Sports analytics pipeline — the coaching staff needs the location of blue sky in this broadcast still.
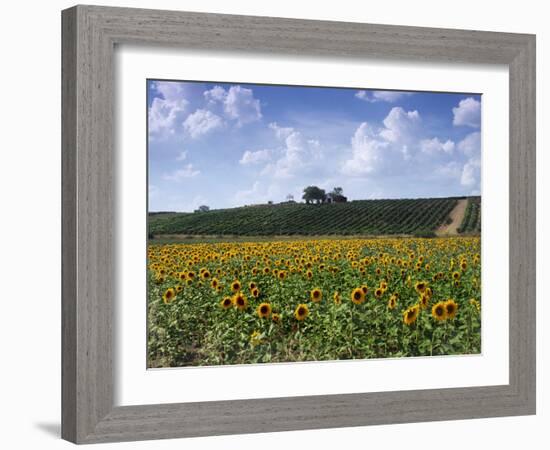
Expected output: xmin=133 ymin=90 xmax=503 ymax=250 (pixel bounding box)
xmin=148 ymin=80 xmax=481 ymax=212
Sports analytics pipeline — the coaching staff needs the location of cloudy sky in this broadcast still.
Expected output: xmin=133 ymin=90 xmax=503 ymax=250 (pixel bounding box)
xmin=148 ymin=79 xmax=481 ymax=212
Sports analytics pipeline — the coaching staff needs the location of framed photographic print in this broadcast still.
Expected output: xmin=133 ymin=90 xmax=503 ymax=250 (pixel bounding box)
xmin=62 ymin=5 xmax=536 ymax=444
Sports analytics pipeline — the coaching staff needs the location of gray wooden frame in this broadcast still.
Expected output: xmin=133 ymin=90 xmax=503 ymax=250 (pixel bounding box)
xmin=61 ymin=4 xmax=536 ymax=444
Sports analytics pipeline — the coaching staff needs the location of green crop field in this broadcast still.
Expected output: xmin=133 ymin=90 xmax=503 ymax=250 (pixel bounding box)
xmin=458 ymin=197 xmax=482 ymax=234
xmin=148 ymin=196 xmax=481 ymax=237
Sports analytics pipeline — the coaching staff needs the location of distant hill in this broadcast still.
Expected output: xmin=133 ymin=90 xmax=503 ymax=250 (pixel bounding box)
xmin=457 ymin=196 xmax=482 ymax=234
xmin=148 ymin=196 xmax=481 ymax=237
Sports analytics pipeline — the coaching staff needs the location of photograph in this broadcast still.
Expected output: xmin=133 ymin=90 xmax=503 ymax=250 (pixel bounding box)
xmin=146 ymin=79 xmax=482 ymax=368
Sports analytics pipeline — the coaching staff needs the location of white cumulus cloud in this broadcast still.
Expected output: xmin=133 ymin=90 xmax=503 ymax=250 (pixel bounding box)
xmin=148 ymin=82 xmax=189 ymax=138
xmin=162 ymin=163 xmax=200 ymax=181
xmin=355 ymin=90 xmax=414 ymax=103
xmin=224 ymin=86 xmax=262 ymax=125
xmin=268 ymin=122 xmax=294 ymax=140
xmin=457 ymin=131 xmax=481 ymax=190
xmin=204 ymin=85 xmax=227 ymax=104
xmin=453 ymin=97 xmax=481 ymax=128
xmin=261 ymin=124 xmax=324 ymax=179
xmin=420 ymin=137 xmax=455 ymax=155
xmin=457 ymin=131 xmax=481 ymax=157
xmin=203 ymin=85 xmax=262 ymax=126
xmin=183 ymin=109 xmax=224 ymax=138
xmin=341 ymin=107 xmax=426 ymax=176
xmin=239 ymin=149 xmax=271 ymax=165
xmin=175 ymin=150 xmax=187 ymax=161
xmin=379 ymin=107 xmax=421 ymax=143
xmin=341 ymin=122 xmax=389 ymax=176
xmin=460 ymin=158 xmax=481 ymax=187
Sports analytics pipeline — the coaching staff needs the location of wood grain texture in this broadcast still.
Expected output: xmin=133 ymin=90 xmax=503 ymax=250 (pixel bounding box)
xmin=61 ymin=5 xmax=536 ymax=444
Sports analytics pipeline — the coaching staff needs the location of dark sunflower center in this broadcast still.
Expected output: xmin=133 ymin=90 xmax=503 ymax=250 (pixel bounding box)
xmin=407 ymin=310 xmax=415 ymax=319
xmin=260 ymin=306 xmax=268 ymax=314
xmin=436 ymin=306 xmax=444 ymax=316
xmin=354 ymin=292 xmax=361 ymax=300
xmin=298 ymin=307 xmax=306 ymax=315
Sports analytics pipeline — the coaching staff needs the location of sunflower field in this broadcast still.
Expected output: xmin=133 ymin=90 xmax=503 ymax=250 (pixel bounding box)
xmin=147 ymin=237 xmax=481 ymax=367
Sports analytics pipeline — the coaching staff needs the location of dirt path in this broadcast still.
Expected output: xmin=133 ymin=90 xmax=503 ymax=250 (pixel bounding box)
xmin=436 ymin=199 xmax=468 ymax=236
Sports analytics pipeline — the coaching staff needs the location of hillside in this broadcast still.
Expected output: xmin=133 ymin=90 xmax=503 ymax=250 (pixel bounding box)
xmin=458 ymin=196 xmax=482 ymax=234
xmin=149 ymin=196 xmax=481 ymax=237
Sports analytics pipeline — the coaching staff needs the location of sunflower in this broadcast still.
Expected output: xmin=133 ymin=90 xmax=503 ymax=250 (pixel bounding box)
xmin=251 ymin=287 xmax=260 ymax=298
xmin=233 ymin=292 xmax=248 ymax=311
xmin=403 ymin=304 xmax=420 ymax=325
xmin=187 ymin=271 xmax=196 ymax=280
xmin=452 ymin=271 xmax=461 ymax=280
xmin=200 ymin=269 xmax=211 ymax=280
xmin=419 ymin=294 xmax=430 ymax=309
xmin=374 ymin=287 xmax=384 ymax=299
xmin=306 ymin=270 xmax=313 ymax=279
xmin=272 ymin=312 xmax=281 ymax=323
xmin=294 ymin=303 xmax=309 ymax=321
xmin=252 ymin=301 xmax=270 ymax=319
xmin=250 ymin=330 xmax=263 ymax=346
xmin=431 ymin=301 xmax=447 ymax=321
xmin=469 ymin=298 xmax=481 ymax=313
xmin=460 ymin=260 xmax=467 ymax=271
xmin=231 ymin=280 xmax=242 ymax=292
xmin=263 ymin=267 xmax=271 ymax=275
xmin=351 ymin=287 xmax=366 ymax=305
xmin=185 ymin=278 xmax=193 ymax=286
xmin=162 ymin=288 xmax=176 ymax=304
xmin=414 ymin=281 xmax=427 ymax=294
xmin=388 ymin=295 xmax=397 ymax=310
xmin=361 ymin=285 xmax=369 ymax=295
xmin=333 ymin=291 xmax=342 ymax=305
xmin=210 ymin=278 xmax=219 ymax=289
xmin=175 ymin=285 xmax=183 ymax=293
xmin=248 ymin=281 xmax=257 ymax=291
xmin=220 ymin=296 xmax=233 ymax=309
xmin=310 ymin=288 xmax=322 ymax=303
xmin=444 ymin=299 xmax=458 ymax=319
xmin=278 ymin=270 xmax=287 ymax=280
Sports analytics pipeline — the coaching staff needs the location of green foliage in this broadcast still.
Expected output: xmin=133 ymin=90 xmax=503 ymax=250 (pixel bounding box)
xmin=412 ymin=229 xmax=437 ymax=238
xmin=148 ymin=197 xmax=471 ymax=237
xmin=302 ymin=185 xmax=326 ymax=204
xmin=458 ymin=196 xmax=481 ymax=234
xmin=147 ymin=237 xmax=481 ymax=367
